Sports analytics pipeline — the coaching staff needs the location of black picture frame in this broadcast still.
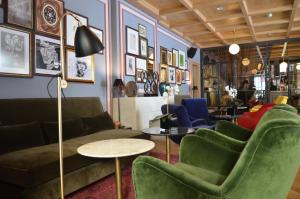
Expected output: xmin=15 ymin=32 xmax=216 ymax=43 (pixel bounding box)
xmin=126 ymin=26 xmax=139 ymax=56
xmin=139 ymin=37 xmax=148 ymax=58
xmin=148 ymin=46 xmax=154 ymax=60
xmin=89 ymin=25 xmax=104 ymax=55
xmin=125 ymin=53 xmax=136 ymax=76
xmin=160 ymin=46 xmax=168 ymax=65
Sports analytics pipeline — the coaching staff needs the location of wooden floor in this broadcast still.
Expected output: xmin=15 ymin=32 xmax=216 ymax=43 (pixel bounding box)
xmin=150 ymin=137 xmax=300 ymax=199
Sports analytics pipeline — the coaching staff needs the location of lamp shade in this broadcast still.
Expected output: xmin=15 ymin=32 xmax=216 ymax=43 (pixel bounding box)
xmin=113 ymin=79 xmax=125 ymax=88
xmin=280 ymin=61 xmax=287 ymax=73
xmin=229 ymin=43 xmax=240 ymax=55
xmin=74 ymin=26 xmax=104 ymax=57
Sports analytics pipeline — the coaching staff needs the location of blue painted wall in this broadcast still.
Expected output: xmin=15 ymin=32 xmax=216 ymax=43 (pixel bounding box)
xmin=0 ymin=0 xmax=108 ymax=110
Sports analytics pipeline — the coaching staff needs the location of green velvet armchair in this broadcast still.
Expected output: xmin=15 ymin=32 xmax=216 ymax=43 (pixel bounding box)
xmin=133 ymin=108 xmax=300 ymax=199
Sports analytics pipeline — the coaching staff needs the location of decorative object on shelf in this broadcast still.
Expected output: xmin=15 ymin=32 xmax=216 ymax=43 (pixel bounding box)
xmin=126 ymin=26 xmax=139 ymax=55
xmin=242 ymin=57 xmax=250 ymax=66
xmin=125 ymin=81 xmax=138 ymax=97
xmin=192 ymin=85 xmax=198 ymax=98
xmin=142 ymin=71 xmax=159 ymax=96
xmin=125 ymin=54 xmax=136 ymax=76
xmin=147 ymin=59 xmax=154 ymax=72
xmin=138 ymin=24 xmax=147 ymax=38
xmin=185 ymin=70 xmax=190 ymax=81
xmin=56 ymin=11 xmax=104 ymax=199
xmin=113 ymin=79 xmax=125 ymax=123
xmin=160 ymin=46 xmax=168 ymax=65
xmin=160 ymin=65 xmax=168 ymax=83
xmin=35 ymin=35 xmax=61 ymax=75
xmin=136 ymin=57 xmax=147 ymax=71
xmin=167 ymin=50 xmax=172 ymax=65
xmin=159 ymin=82 xmax=169 ymax=96
xmin=136 ymin=69 xmax=146 ymax=83
xmin=0 ymin=26 xmax=31 ymax=77
xmin=168 ymin=67 xmax=176 ymax=84
xmin=229 ymin=29 xmax=240 ymax=55
xmin=172 ymin=48 xmax=179 ymax=67
xmin=89 ymin=26 xmax=104 ymax=54
xmin=139 ymin=37 xmax=148 ymax=58
xmin=65 ymin=48 xmax=94 ymax=83
xmin=6 ymin=0 xmax=33 ymax=29
xmin=148 ymin=46 xmax=154 ymax=60
xmin=181 ymin=70 xmax=186 ymax=84
xmin=65 ymin=10 xmax=88 ymax=47
xmin=176 ymin=69 xmax=182 ymax=85
xmin=179 ymin=50 xmax=185 ymax=69
xmin=36 ymin=0 xmax=64 ymax=37
xmin=280 ymin=60 xmax=288 ymax=73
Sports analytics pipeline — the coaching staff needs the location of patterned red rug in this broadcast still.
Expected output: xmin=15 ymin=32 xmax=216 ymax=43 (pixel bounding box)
xmin=67 ymin=152 xmax=179 ymax=199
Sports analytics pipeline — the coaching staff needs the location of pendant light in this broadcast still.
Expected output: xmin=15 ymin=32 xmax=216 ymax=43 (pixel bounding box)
xmin=229 ymin=28 xmax=240 ymax=55
xmin=280 ymin=60 xmax=288 ymax=73
xmin=296 ymin=63 xmax=300 ymax=70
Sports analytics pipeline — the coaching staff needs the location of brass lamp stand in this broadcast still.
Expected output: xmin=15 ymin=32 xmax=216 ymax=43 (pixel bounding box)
xmin=57 ymin=12 xmax=104 ymax=199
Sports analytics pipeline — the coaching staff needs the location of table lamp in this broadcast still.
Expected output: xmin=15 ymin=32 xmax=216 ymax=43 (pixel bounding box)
xmin=113 ymin=79 xmax=125 ymax=123
xmin=57 ymin=12 xmax=104 ymax=199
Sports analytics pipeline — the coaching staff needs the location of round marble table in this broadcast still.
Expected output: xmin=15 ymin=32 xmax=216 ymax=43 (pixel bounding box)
xmin=77 ymin=138 xmax=155 ymax=199
xmin=143 ymin=127 xmax=195 ymax=163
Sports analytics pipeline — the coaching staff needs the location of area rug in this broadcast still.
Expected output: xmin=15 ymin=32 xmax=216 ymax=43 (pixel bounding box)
xmin=66 ymin=152 xmax=179 ymax=199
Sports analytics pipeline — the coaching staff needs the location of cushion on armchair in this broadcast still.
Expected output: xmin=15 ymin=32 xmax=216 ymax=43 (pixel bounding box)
xmin=0 ymin=121 xmax=45 ymax=155
xmin=81 ymin=112 xmax=115 ymax=134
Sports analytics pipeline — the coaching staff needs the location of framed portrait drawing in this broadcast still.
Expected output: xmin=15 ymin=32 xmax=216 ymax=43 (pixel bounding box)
xmin=6 ymin=0 xmax=33 ymax=29
xmin=140 ymin=37 xmax=148 ymax=58
xmin=181 ymin=70 xmax=186 ymax=84
xmin=179 ymin=50 xmax=185 ymax=69
xmin=168 ymin=67 xmax=176 ymax=84
xmin=147 ymin=59 xmax=154 ymax=71
xmin=172 ymin=48 xmax=179 ymax=68
xmin=126 ymin=26 xmax=139 ymax=55
xmin=160 ymin=46 xmax=168 ymax=65
xmin=65 ymin=10 xmax=88 ymax=47
xmin=148 ymin=46 xmax=154 ymax=60
xmin=90 ymin=26 xmax=104 ymax=54
xmin=185 ymin=70 xmax=190 ymax=81
xmin=0 ymin=26 xmax=31 ymax=77
xmin=125 ymin=54 xmax=136 ymax=76
xmin=136 ymin=69 xmax=146 ymax=83
xmin=160 ymin=65 xmax=168 ymax=83
xmin=138 ymin=24 xmax=147 ymax=38
xmin=65 ymin=48 xmax=94 ymax=83
xmin=176 ymin=69 xmax=182 ymax=85
xmin=136 ymin=57 xmax=147 ymax=71
xmin=167 ymin=50 xmax=172 ymax=66
xmin=36 ymin=0 xmax=64 ymax=37
xmin=35 ymin=35 xmax=60 ymax=75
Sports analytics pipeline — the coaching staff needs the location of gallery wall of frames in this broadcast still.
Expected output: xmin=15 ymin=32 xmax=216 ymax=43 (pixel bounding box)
xmin=0 ymin=0 xmax=108 ymax=109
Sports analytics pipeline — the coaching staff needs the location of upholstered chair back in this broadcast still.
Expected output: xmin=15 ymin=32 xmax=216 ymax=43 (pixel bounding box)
xmin=182 ymin=98 xmax=209 ymax=120
xmin=161 ymin=104 xmax=192 ymax=127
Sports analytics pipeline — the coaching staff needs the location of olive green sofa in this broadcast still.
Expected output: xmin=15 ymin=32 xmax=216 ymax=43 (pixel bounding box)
xmin=0 ymin=97 xmax=148 ymax=199
xmin=133 ymin=108 xmax=300 ymax=199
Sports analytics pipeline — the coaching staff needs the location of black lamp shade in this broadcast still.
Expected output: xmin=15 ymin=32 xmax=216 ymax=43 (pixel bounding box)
xmin=74 ymin=26 xmax=104 ymax=57
xmin=113 ymin=79 xmax=125 ymax=88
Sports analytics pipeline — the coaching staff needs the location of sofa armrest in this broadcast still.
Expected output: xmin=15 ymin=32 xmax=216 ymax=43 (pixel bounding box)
xmin=133 ymin=156 xmax=221 ymax=199
xmin=191 ymin=118 xmax=207 ymax=126
xmin=180 ymin=135 xmax=240 ymax=175
xmin=215 ymin=120 xmax=252 ymax=141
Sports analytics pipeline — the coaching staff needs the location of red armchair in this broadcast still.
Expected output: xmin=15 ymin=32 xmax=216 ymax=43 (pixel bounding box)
xmin=237 ymin=103 xmax=274 ymax=131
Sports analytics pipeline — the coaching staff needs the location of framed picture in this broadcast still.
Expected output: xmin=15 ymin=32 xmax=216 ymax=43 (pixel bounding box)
xmin=89 ymin=26 xmax=104 ymax=54
xmin=160 ymin=46 xmax=168 ymax=65
xmin=65 ymin=48 xmax=94 ymax=83
xmin=167 ymin=50 xmax=172 ymax=66
xmin=148 ymin=46 xmax=154 ymax=60
xmin=136 ymin=69 xmax=146 ymax=83
xmin=147 ymin=59 xmax=154 ymax=71
xmin=168 ymin=67 xmax=176 ymax=84
xmin=176 ymin=69 xmax=182 ymax=85
xmin=65 ymin=10 xmax=88 ymax=47
xmin=185 ymin=70 xmax=190 ymax=81
xmin=126 ymin=26 xmax=139 ymax=55
xmin=6 ymin=0 xmax=33 ymax=29
xmin=179 ymin=50 xmax=185 ymax=69
xmin=138 ymin=24 xmax=147 ymax=38
xmin=181 ymin=70 xmax=186 ymax=84
xmin=36 ymin=0 xmax=64 ymax=37
xmin=172 ymin=48 xmax=179 ymax=68
xmin=136 ymin=57 xmax=147 ymax=71
xmin=35 ymin=35 xmax=61 ymax=75
xmin=0 ymin=26 xmax=31 ymax=77
xmin=125 ymin=54 xmax=136 ymax=76
xmin=160 ymin=65 xmax=168 ymax=83
xmin=140 ymin=37 xmax=148 ymax=58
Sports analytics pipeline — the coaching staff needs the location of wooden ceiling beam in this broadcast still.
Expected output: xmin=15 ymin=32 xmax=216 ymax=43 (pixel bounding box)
xmin=159 ymin=6 xmax=190 ymax=16
xmin=183 ymin=31 xmax=212 ymax=36
xmin=177 ymin=0 xmax=228 ymax=45
xmin=215 ymin=25 xmax=248 ymax=32
xmin=193 ymin=0 xmax=241 ymax=8
xmin=255 ymin=29 xmax=287 ymax=35
xmin=170 ymin=21 xmax=203 ymax=28
xmin=239 ymin=0 xmax=256 ymax=42
xmin=206 ymin=13 xmax=244 ymax=22
xmin=248 ymin=5 xmax=293 ymax=16
xmin=287 ymin=0 xmax=300 ymax=37
xmin=253 ymin=19 xmax=289 ymax=27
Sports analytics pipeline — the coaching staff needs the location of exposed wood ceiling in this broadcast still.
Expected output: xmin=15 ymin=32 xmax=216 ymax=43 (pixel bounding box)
xmin=127 ymin=0 xmax=300 ymax=48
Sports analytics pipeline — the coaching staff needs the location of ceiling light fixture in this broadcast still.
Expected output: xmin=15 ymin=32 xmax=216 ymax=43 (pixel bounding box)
xmin=242 ymin=57 xmax=250 ymax=66
xmin=280 ymin=61 xmax=288 ymax=73
xmin=229 ymin=28 xmax=240 ymax=55
xmin=216 ymin=6 xmax=224 ymax=11
xmin=296 ymin=63 xmax=300 ymax=70
xmin=266 ymin=12 xmax=273 ymax=18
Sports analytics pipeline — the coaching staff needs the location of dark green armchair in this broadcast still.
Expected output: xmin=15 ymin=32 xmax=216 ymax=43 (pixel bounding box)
xmin=133 ymin=108 xmax=300 ymax=199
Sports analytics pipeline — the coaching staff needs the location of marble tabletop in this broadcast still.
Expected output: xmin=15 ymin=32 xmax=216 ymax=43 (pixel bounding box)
xmin=77 ymin=138 xmax=155 ymax=158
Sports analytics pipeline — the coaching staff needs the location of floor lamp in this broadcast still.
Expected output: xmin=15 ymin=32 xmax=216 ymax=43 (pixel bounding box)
xmin=113 ymin=79 xmax=125 ymax=123
xmin=58 ymin=13 xmax=104 ymax=199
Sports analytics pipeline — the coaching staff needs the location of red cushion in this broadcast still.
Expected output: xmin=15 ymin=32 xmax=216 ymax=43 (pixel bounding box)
xmin=237 ymin=104 xmax=274 ymax=131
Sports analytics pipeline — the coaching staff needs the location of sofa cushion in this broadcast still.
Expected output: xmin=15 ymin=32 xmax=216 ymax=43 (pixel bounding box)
xmin=0 ymin=129 xmax=148 ymax=188
xmin=43 ymin=118 xmax=85 ymax=143
xmin=0 ymin=122 xmax=45 ymax=155
xmin=81 ymin=112 xmax=114 ymax=134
